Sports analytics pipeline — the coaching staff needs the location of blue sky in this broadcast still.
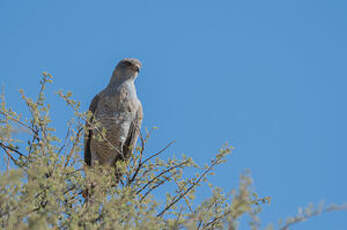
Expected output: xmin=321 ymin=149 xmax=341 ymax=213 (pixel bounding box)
xmin=1 ymin=0 xmax=347 ymax=228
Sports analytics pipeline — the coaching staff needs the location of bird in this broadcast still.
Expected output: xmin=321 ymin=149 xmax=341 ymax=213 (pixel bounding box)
xmin=84 ymin=58 xmax=143 ymax=178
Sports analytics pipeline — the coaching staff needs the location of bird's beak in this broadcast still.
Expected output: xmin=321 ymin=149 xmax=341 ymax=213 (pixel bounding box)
xmin=135 ymin=65 xmax=141 ymax=73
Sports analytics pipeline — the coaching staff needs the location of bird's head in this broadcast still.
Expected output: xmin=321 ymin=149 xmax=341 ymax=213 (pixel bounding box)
xmin=111 ymin=58 xmax=142 ymax=83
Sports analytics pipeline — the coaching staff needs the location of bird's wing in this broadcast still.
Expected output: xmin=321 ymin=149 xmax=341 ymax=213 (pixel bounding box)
xmin=84 ymin=94 xmax=100 ymax=166
xmin=122 ymin=103 xmax=143 ymax=160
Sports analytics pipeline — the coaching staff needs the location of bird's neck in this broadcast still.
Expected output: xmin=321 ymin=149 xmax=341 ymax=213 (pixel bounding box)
xmin=107 ymin=70 xmax=136 ymax=89
xmin=108 ymin=78 xmax=134 ymax=87
xmin=107 ymin=79 xmax=137 ymax=98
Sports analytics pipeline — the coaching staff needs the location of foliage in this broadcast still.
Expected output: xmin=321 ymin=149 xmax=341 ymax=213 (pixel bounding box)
xmin=0 ymin=73 xmax=345 ymax=229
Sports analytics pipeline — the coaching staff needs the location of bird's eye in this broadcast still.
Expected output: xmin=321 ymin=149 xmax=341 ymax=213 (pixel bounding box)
xmin=123 ymin=61 xmax=132 ymax=66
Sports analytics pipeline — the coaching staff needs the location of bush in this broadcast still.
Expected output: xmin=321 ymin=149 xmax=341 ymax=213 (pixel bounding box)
xmin=0 ymin=73 xmax=345 ymax=229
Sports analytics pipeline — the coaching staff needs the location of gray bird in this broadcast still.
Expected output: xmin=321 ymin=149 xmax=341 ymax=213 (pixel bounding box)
xmin=84 ymin=58 xmax=143 ymax=172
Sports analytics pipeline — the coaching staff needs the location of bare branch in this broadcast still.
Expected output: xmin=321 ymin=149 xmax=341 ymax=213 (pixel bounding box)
xmin=137 ymin=160 xmax=189 ymax=195
xmin=142 ymin=140 xmax=175 ymax=166
xmin=0 ymin=144 xmax=21 ymax=167
xmin=280 ymin=203 xmax=347 ymax=230
xmin=127 ymin=129 xmax=145 ymax=185
xmin=0 ymin=142 xmax=26 ymax=158
xmin=140 ymin=178 xmax=167 ymax=202
xmin=64 ymin=127 xmax=83 ymax=168
xmin=58 ymin=125 xmax=72 ymax=155
xmin=0 ymin=111 xmax=39 ymax=138
xmin=157 ymin=159 xmax=219 ymax=217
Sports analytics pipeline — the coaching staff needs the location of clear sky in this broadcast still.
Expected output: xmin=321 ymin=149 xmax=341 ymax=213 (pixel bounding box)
xmin=1 ymin=0 xmax=346 ymax=228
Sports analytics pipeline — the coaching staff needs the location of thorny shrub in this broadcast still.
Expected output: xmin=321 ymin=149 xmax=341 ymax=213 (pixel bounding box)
xmin=0 ymin=73 xmax=345 ymax=230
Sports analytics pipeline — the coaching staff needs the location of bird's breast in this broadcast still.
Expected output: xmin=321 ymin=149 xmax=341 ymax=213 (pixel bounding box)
xmin=95 ymin=84 xmax=140 ymax=125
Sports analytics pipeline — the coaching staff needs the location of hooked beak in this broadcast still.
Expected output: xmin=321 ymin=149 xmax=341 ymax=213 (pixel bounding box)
xmin=135 ymin=65 xmax=141 ymax=73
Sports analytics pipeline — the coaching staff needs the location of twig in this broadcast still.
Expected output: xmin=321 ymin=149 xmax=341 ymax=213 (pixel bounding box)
xmin=0 ymin=111 xmax=39 ymax=137
xmin=0 ymin=142 xmax=26 ymax=158
xmin=197 ymin=219 xmax=203 ymax=230
xmin=140 ymin=178 xmax=167 ymax=202
xmin=58 ymin=125 xmax=72 ymax=154
xmin=156 ymin=159 xmax=219 ymax=217
xmin=203 ymin=210 xmax=233 ymax=229
xmin=127 ymin=139 xmax=174 ymax=186
xmin=127 ymin=129 xmax=145 ymax=185
xmin=280 ymin=204 xmax=347 ymax=230
xmin=142 ymin=140 xmax=175 ymax=166
xmin=173 ymin=179 xmax=194 ymax=214
xmin=65 ymin=167 xmax=83 ymax=177
xmin=136 ymin=160 xmax=189 ymax=195
xmin=172 ymin=206 xmax=184 ymax=229
xmin=0 ymin=145 xmax=21 ymax=167
xmin=64 ymin=127 xmax=83 ymax=168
